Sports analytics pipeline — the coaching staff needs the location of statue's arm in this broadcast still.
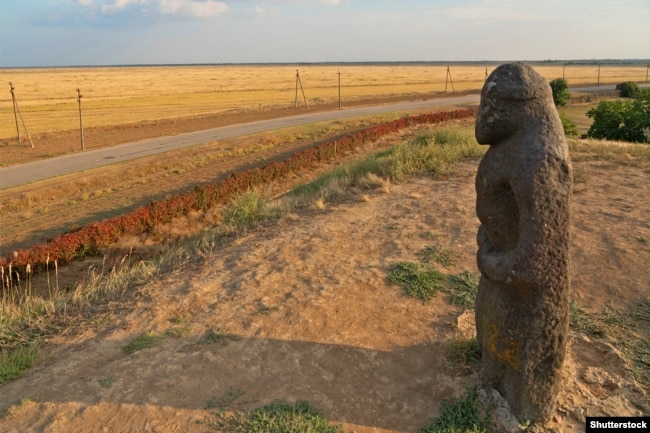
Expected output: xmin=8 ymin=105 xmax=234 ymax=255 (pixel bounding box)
xmin=477 ymin=173 xmax=542 ymax=289
xmin=478 ymin=160 xmax=570 ymax=289
xmin=477 ymin=223 xmax=521 ymax=286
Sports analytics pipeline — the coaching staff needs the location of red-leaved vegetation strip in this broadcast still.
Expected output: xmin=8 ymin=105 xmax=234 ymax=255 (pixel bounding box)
xmin=1 ymin=109 xmax=476 ymax=275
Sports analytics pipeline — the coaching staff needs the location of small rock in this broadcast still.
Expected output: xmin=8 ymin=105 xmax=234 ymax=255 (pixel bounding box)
xmin=570 ymin=406 xmax=585 ymax=423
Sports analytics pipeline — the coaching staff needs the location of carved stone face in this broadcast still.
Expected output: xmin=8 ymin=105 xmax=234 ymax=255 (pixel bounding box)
xmin=475 ymin=87 xmax=516 ymax=145
xmin=475 ymin=62 xmax=551 ymax=146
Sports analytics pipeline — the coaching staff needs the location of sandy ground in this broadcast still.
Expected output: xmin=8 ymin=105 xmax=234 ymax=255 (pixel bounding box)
xmin=1 ymin=149 xmax=649 ymax=432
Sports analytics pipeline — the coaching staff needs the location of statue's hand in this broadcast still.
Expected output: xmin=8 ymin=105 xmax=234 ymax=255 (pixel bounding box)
xmin=477 ymin=225 xmax=516 ymax=284
xmin=479 ymin=251 xmax=515 ymax=284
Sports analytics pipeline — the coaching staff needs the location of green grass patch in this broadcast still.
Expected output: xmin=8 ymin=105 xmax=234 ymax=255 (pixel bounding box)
xmin=245 ymin=400 xmax=343 ymax=433
xmin=388 ymin=261 xmax=446 ymax=303
xmin=223 ymin=190 xmax=271 ymax=228
xmin=285 ymin=151 xmax=393 ymax=207
xmin=122 ymin=330 xmax=165 ymax=354
xmin=198 ymin=399 xmax=342 ymax=433
xmin=0 ymin=344 xmax=38 ymax=385
xmin=98 ymin=375 xmax=116 ymax=388
xmin=417 ymin=245 xmax=457 ymax=267
xmin=418 ymin=386 xmax=493 ymax=433
xmin=284 ymin=126 xmax=483 ymax=208
xmin=447 ymin=271 xmax=480 ymax=308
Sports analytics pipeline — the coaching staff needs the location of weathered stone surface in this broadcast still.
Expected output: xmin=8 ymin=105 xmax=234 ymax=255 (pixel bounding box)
xmin=474 ymin=62 xmax=572 ymax=423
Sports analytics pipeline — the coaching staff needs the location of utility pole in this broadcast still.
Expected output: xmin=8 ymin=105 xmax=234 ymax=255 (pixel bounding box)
xmin=77 ymin=88 xmax=85 ymax=151
xmin=8 ymin=82 xmax=34 ymax=148
xmin=444 ymin=66 xmax=455 ymax=93
xmin=597 ymin=64 xmax=601 ymax=87
xmin=9 ymin=82 xmax=21 ymax=144
xmin=338 ymin=70 xmax=341 ymax=110
xmin=295 ymin=70 xmax=298 ymax=107
xmin=646 ymin=64 xmax=649 ymax=83
xmin=484 ymin=67 xmax=488 ymax=82
xmin=294 ymin=69 xmax=308 ymax=109
xmin=562 ymin=64 xmax=566 ymax=80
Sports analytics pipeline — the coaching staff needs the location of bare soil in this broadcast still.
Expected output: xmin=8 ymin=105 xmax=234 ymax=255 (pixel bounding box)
xmin=1 ymin=150 xmax=649 ymax=432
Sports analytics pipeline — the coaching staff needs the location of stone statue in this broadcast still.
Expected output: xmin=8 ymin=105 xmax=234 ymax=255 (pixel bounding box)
xmin=474 ymin=62 xmax=572 ymax=423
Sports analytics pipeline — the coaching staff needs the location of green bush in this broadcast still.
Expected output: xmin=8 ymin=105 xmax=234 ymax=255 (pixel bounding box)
xmin=615 ymin=81 xmax=640 ymax=98
xmin=584 ymin=89 xmax=650 ymax=143
xmin=559 ymin=112 xmax=579 ymax=137
xmin=550 ymin=78 xmax=570 ymax=107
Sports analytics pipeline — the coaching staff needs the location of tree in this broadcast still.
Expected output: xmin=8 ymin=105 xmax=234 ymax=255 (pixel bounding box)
xmin=584 ymin=89 xmax=650 ymax=143
xmin=615 ymin=81 xmax=640 ymax=98
xmin=549 ymin=78 xmax=570 ymax=107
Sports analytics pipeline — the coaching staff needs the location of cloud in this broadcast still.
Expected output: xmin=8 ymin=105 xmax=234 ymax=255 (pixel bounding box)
xmin=75 ymin=0 xmax=95 ymax=6
xmin=99 ymin=0 xmax=228 ymax=18
xmin=158 ymin=0 xmax=228 ymax=17
xmin=100 ymin=0 xmax=143 ymax=14
xmin=253 ymin=5 xmax=282 ymax=18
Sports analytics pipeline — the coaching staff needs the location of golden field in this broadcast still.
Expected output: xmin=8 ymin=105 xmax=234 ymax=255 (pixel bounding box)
xmin=1 ymin=63 xmax=647 ymax=139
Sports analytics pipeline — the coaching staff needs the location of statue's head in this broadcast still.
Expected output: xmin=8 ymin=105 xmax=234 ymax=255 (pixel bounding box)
xmin=475 ymin=62 xmax=552 ymax=145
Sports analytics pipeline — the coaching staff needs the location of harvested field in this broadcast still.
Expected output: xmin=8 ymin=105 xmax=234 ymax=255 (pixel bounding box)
xmin=1 ymin=63 xmax=646 ymax=140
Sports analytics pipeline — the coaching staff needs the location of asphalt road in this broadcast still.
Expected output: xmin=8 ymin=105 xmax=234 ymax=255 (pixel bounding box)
xmin=0 ymin=94 xmax=480 ymax=189
xmin=3 ymin=83 xmax=648 ymax=189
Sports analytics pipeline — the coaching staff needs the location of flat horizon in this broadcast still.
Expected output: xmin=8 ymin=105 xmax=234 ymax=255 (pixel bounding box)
xmin=3 ymin=59 xmax=650 ymax=70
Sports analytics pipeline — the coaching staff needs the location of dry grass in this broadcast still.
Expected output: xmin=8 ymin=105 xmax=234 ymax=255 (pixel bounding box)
xmin=2 ymin=63 xmax=646 ymax=138
xmin=0 ymin=113 xmax=396 ymax=254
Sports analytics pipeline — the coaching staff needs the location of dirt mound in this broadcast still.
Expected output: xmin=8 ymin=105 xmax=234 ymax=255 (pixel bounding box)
xmin=1 ymin=158 xmax=648 ymax=432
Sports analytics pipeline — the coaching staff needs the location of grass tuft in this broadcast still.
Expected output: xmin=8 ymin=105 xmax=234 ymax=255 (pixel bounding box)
xmin=388 ymin=261 xmax=446 ymax=303
xmin=122 ymin=330 xmax=165 ymax=354
xmin=98 ymin=375 xmax=116 ymax=388
xmin=198 ymin=399 xmax=342 ymax=433
xmin=447 ymin=271 xmax=480 ymax=307
xmin=418 ymin=387 xmax=493 ymax=433
xmin=202 ymin=327 xmax=243 ymax=346
xmin=391 ymin=127 xmax=484 ymax=181
xmin=223 ymin=190 xmax=271 ymax=228
xmin=417 ymin=245 xmax=457 ymax=267
xmin=246 ymin=400 xmax=343 ymax=433
xmin=0 ymin=344 xmax=38 ymax=385
xmin=446 ymin=337 xmax=481 ymax=365
xmin=283 ymin=126 xmax=482 ymax=209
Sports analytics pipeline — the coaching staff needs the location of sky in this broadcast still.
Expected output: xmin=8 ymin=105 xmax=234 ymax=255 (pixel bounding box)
xmin=1 ymin=0 xmax=649 ymax=67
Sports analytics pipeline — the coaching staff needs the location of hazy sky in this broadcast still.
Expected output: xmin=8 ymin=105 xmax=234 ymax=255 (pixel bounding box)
xmin=1 ymin=0 xmax=649 ymax=67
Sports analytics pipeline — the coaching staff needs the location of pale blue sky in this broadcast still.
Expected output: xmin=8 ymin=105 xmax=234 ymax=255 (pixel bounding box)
xmin=1 ymin=0 xmax=649 ymax=67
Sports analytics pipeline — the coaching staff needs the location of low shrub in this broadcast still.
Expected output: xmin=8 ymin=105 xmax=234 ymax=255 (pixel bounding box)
xmin=550 ymin=78 xmax=570 ymax=107
xmin=616 ymin=81 xmax=641 ymax=98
